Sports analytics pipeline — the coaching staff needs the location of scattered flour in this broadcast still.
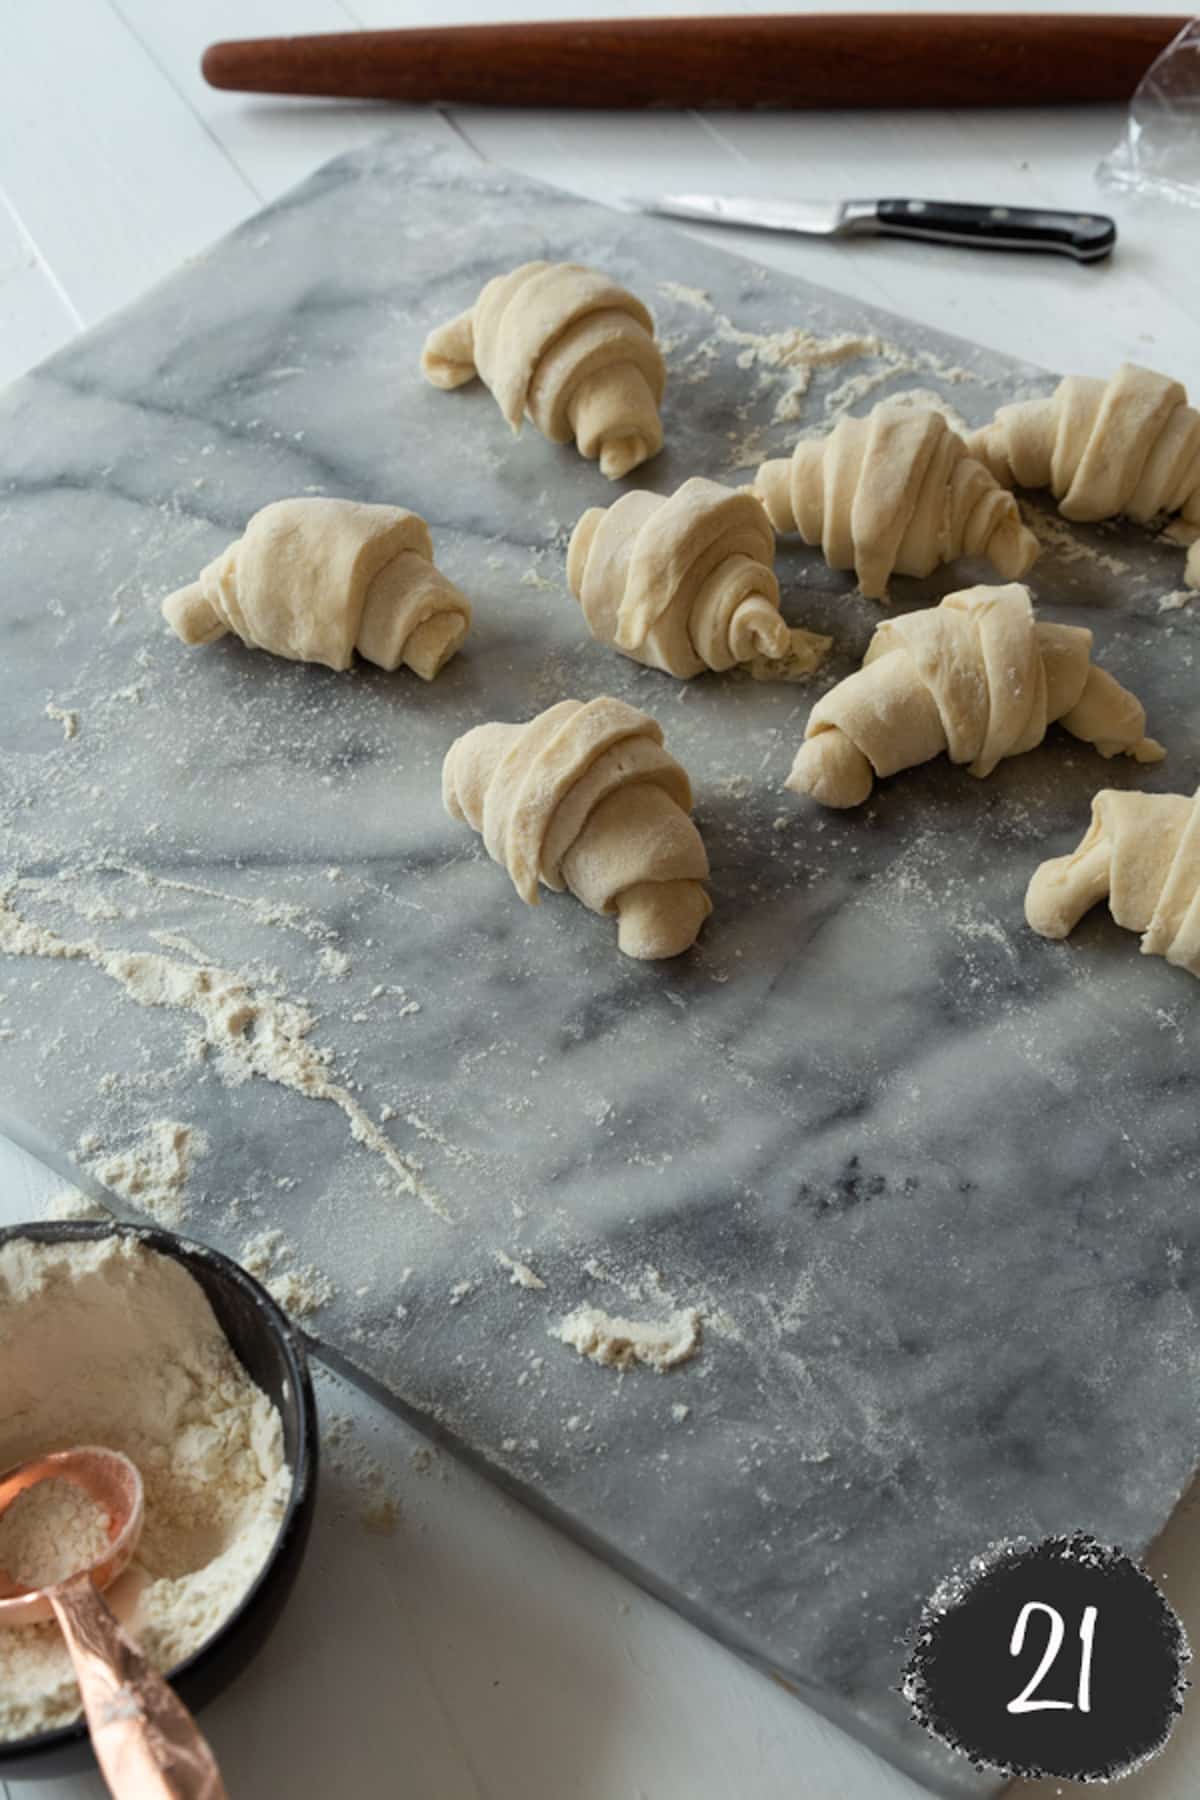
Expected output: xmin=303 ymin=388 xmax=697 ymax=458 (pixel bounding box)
xmin=238 ymin=1228 xmax=334 ymax=1321
xmin=725 ymin=324 xmax=882 ymax=383
xmin=553 ymin=1305 xmax=702 ymax=1373
xmin=0 ymin=886 xmax=448 ymax=1221
xmin=43 ymin=704 xmax=78 ymax=742
xmin=822 ymin=349 xmax=975 ymax=422
xmin=239 ymin=1228 xmax=286 ymax=1279
xmin=264 ymin=1264 xmax=335 ymax=1321
xmin=741 ymin=626 xmax=832 ymax=683
xmin=0 ymin=1236 xmax=290 ymax=1743
xmin=42 ymin=1185 xmax=112 ymax=1222
xmin=657 ymin=280 xmax=712 ymax=312
xmin=1019 ymin=503 xmax=1132 ymax=576
xmin=495 ymin=1250 xmax=546 ymax=1291
xmin=105 ymin=863 xmax=336 ymax=948
xmin=41 ymin=1190 xmax=334 ymax=1326
xmin=360 ymin=1494 xmax=399 ymax=1535
xmin=83 ymin=1119 xmax=205 ymax=1228
xmin=322 ymin=1413 xmax=400 ymax=1536
xmin=726 ymin=425 xmax=773 ymax=471
xmin=149 ymin=929 xmax=211 ymax=964
xmin=1158 ymin=590 xmax=1194 ymax=612
xmin=657 ymin=280 xmax=979 ymax=430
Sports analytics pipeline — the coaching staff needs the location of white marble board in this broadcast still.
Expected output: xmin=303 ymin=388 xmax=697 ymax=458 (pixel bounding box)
xmin=1 ymin=128 xmax=1198 ymax=1799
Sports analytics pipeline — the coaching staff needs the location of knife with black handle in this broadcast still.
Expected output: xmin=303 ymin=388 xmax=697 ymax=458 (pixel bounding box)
xmin=632 ymin=194 xmax=1117 ymax=262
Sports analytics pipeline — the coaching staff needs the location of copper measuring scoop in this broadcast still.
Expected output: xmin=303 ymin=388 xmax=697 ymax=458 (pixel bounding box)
xmin=0 ymin=1447 xmax=228 ymax=1799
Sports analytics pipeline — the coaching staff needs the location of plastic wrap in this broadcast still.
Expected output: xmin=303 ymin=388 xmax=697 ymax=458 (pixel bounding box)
xmin=1099 ymin=17 xmax=1200 ymax=207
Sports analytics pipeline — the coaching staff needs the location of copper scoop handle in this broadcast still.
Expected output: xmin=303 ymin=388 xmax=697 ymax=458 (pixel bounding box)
xmin=49 ymin=1574 xmax=228 ymax=1800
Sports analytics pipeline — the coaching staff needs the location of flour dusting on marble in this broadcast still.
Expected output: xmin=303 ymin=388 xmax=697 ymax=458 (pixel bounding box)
xmin=738 ymin=626 xmax=832 ymax=684
xmin=81 ymin=1118 xmax=205 ymax=1227
xmin=87 ymin=860 xmax=340 ymax=949
xmin=265 ymin=1263 xmax=335 ymax=1319
xmin=44 ymin=703 xmax=79 ymax=741
xmin=496 ymin=1250 xmax=546 ymax=1291
xmin=657 ymin=280 xmax=985 ymax=436
xmin=43 ymin=1185 xmax=113 ymax=1222
xmin=323 ymin=1405 xmax=403 ymax=1535
xmin=553 ymin=1304 xmax=702 ymax=1372
xmin=0 ymin=882 xmax=448 ymax=1221
xmin=240 ymin=1226 xmax=336 ymax=1320
xmin=1018 ymin=502 xmax=1132 ymax=576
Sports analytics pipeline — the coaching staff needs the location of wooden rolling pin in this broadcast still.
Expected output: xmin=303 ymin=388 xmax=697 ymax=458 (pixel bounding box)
xmin=202 ymin=14 xmax=1186 ymax=110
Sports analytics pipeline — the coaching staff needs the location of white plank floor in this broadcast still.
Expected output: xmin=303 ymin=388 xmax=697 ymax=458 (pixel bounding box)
xmin=2 ymin=4 xmax=1199 ymax=1796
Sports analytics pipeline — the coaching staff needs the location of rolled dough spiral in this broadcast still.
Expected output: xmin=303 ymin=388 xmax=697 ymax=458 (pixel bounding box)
xmin=1026 ymin=787 xmax=1200 ymax=978
xmin=755 ymin=404 xmax=1040 ymax=600
xmin=967 ymin=363 xmax=1200 ymax=591
xmin=567 ymin=477 xmax=817 ymax=678
xmin=443 ymin=697 xmax=711 ymax=959
xmin=786 ymin=582 xmax=1163 ymax=808
xmin=162 ymin=498 xmax=471 ymax=679
xmin=421 ymin=262 xmax=666 ymax=481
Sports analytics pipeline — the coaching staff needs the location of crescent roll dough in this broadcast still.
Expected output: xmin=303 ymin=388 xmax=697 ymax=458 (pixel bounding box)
xmin=786 ymin=582 xmax=1163 ymax=808
xmin=567 ymin=477 xmax=827 ymax=679
xmin=421 ymin=262 xmax=666 ymax=480
xmin=162 ymin=498 xmax=471 ymax=679
xmin=1026 ymin=788 xmax=1200 ymax=978
xmin=755 ymin=404 xmax=1040 ymax=600
xmin=443 ymin=697 xmax=710 ymax=959
xmin=967 ymin=363 xmax=1200 ymax=591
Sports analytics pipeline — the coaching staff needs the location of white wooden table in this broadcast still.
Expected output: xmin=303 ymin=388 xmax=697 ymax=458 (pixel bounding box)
xmin=2 ymin=5 xmax=1199 ymax=1796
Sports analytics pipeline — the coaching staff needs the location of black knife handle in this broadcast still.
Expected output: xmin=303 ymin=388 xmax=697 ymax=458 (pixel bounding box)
xmin=868 ymin=198 xmax=1116 ymax=261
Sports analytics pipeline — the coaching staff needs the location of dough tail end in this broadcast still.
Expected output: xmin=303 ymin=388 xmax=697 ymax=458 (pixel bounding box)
xmin=161 ymin=581 xmax=225 ymax=646
xmin=1025 ymin=838 xmax=1113 ymax=941
xmin=786 ymin=731 xmax=875 ymax=809
xmin=615 ymin=880 xmax=710 ymax=960
xmin=404 ymin=611 xmax=470 ymax=682
xmin=570 ymin=364 xmax=662 ymax=480
xmin=1060 ymin=665 xmax=1162 ymax=765
xmin=420 ymin=309 xmax=478 ymax=390
xmin=728 ymin=595 xmax=790 ymax=666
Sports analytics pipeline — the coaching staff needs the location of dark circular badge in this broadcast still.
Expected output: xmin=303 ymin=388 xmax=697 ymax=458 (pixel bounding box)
xmin=902 ymin=1533 xmax=1189 ymax=1781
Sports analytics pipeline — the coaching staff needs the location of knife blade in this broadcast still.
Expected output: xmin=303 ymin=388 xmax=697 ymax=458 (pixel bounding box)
xmin=629 ymin=194 xmax=1117 ymax=262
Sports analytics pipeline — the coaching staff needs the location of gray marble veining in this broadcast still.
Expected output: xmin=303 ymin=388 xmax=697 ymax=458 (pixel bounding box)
xmin=1 ymin=129 xmax=1198 ymax=1797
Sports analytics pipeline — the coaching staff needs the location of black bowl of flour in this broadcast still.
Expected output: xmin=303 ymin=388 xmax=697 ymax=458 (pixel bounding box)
xmin=0 ymin=1220 xmax=319 ymax=1781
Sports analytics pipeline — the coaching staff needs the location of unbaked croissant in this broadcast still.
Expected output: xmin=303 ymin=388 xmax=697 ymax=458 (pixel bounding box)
xmin=1026 ymin=787 xmax=1200 ymax=978
xmin=162 ymin=498 xmax=471 ymax=678
xmin=787 ymin=582 xmax=1163 ymax=808
xmin=443 ymin=697 xmax=710 ymax=959
xmin=421 ymin=261 xmax=666 ymax=480
xmin=755 ymin=404 xmax=1040 ymax=600
xmin=967 ymin=363 xmax=1200 ymax=590
xmin=567 ymin=476 xmax=826 ymax=678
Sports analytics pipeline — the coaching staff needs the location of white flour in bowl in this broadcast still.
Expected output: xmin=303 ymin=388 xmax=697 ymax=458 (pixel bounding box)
xmin=0 ymin=1235 xmax=291 ymax=1742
